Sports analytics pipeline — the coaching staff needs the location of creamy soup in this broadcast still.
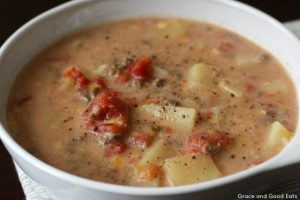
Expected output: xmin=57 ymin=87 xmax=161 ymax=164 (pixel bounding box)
xmin=7 ymin=18 xmax=298 ymax=186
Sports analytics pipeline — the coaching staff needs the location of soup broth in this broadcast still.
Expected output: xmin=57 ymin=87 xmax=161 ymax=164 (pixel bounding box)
xmin=7 ymin=18 xmax=298 ymax=186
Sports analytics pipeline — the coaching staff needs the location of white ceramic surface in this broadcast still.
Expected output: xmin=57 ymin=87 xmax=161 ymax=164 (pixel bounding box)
xmin=1 ymin=0 xmax=300 ymax=200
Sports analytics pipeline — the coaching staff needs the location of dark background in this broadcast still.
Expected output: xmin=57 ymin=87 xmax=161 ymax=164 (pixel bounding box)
xmin=1 ymin=1 xmax=300 ymax=199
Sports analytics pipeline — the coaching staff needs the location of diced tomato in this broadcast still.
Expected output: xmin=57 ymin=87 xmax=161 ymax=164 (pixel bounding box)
xmin=115 ymin=71 xmax=131 ymax=83
xmin=145 ymin=166 xmax=162 ymax=180
xmin=187 ymin=131 xmax=231 ymax=154
xmin=97 ymin=123 xmax=127 ymax=135
xmin=130 ymin=57 xmax=153 ymax=81
xmin=164 ymin=126 xmax=173 ymax=134
xmin=95 ymin=77 xmax=106 ymax=88
xmin=64 ymin=67 xmax=90 ymax=91
xmin=82 ymin=91 xmax=129 ymax=138
xmin=115 ymin=57 xmax=154 ymax=83
xmin=131 ymin=133 xmax=152 ymax=148
xmin=105 ymin=141 xmax=127 ymax=155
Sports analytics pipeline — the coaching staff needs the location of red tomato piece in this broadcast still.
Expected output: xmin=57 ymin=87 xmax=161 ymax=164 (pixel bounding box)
xmin=115 ymin=57 xmax=154 ymax=83
xmin=164 ymin=126 xmax=173 ymax=134
xmin=187 ymin=131 xmax=231 ymax=154
xmin=145 ymin=166 xmax=162 ymax=181
xmin=130 ymin=57 xmax=153 ymax=81
xmin=95 ymin=77 xmax=106 ymax=88
xmin=105 ymin=141 xmax=127 ymax=155
xmin=97 ymin=123 xmax=127 ymax=135
xmin=115 ymin=71 xmax=131 ymax=83
xmin=82 ymin=91 xmax=129 ymax=138
xmin=64 ymin=67 xmax=90 ymax=91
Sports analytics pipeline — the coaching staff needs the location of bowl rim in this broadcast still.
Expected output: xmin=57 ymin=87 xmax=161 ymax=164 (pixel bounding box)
xmin=0 ymin=0 xmax=300 ymax=196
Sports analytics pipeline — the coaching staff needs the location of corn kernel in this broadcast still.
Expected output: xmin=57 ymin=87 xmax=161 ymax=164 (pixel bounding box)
xmin=157 ymin=21 xmax=167 ymax=29
xmin=239 ymin=139 xmax=247 ymax=146
xmin=280 ymin=130 xmax=292 ymax=140
xmin=207 ymin=129 xmax=216 ymax=136
xmin=114 ymin=156 xmax=123 ymax=166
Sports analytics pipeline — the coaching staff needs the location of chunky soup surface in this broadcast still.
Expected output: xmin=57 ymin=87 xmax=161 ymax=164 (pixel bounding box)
xmin=7 ymin=18 xmax=297 ymax=186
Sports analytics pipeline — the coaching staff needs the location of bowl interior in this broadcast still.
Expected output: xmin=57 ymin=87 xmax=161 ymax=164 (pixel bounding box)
xmin=0 ymin=0 xmax=300 ymax=195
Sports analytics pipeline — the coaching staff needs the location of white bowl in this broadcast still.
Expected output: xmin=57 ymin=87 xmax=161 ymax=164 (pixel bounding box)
xmin=0 ymin=0 xmax=300 ymax=199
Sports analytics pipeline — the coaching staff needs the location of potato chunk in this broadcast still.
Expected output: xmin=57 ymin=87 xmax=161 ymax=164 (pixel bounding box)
xmin=187 ymin=63 xmax=213 ymax=89
xmin=219 ymin=79 xmax=243 ymax=97
xmin=139 ymin=139 xmax=172 ymax=166
xmin=154 ymin=66 xmax=169 ymax=78
xmin=137 ymin=105 xmax=196 ymax=133
xmin=264 ymin=121 xmax=293 ymax=152
xmin=236 ymin=55 xmax=261 ymax=67
xmin=164 ymin=154 xmax=222 ymax=185
xmin=261 ymin=80 xmax=288 ymax=95
xmin=211 ymin=106 xmax=225 ymax=127
xmin=157 ymin=20 xmax=186 ymax=38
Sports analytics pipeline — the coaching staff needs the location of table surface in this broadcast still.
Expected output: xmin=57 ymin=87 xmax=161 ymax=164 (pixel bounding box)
xmin=1 ymin=1 xmax=300 ymax=199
